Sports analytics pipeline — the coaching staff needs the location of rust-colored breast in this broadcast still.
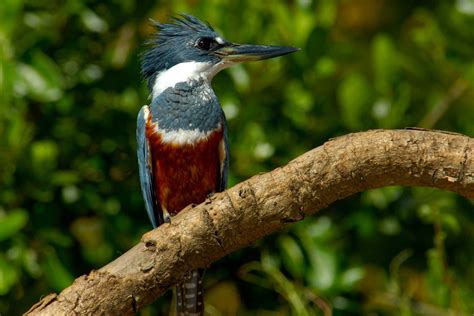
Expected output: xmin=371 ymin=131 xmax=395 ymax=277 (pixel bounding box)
xmin=146 ymin=117 xmax=223 ymax=215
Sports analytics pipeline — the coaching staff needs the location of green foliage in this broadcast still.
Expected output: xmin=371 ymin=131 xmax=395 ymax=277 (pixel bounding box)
xmin=0 ymin=209 xmax=28 ymax=242
xmin=1 ymin=0 xmax=473 ymax=315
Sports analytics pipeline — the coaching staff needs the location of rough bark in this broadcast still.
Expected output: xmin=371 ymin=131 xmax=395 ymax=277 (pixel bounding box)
xmin=25 ymin=129 xmax=474 ymax=315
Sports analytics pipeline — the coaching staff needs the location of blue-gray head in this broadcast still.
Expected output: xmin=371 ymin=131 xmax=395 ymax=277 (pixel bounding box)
xmin=142 ymin=14 xmax=298 ymax=98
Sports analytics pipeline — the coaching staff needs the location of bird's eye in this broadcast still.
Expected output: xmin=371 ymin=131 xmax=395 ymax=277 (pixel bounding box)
xmin=196 ymin=37 xmax=214 ymax=50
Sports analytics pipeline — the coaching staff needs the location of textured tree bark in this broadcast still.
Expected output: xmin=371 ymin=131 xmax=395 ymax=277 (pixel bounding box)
xmin=25 ymin=129 xmax=473 ymax=315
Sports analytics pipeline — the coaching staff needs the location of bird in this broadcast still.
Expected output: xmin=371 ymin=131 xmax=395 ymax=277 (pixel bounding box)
xmin=136 ymin=14 xmax=297 ymax=315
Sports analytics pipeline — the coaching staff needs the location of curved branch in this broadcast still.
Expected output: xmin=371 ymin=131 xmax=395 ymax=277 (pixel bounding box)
xmin=26 ymin=129 xmax=474 ymax=315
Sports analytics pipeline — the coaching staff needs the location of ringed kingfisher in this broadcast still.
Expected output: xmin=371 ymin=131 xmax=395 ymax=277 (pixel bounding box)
xmin=137 ymin=14 xmax=297 ymax=315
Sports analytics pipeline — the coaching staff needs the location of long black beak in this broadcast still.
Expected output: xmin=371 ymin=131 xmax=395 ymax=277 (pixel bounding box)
xmin=213 ymin=43 xmax=299 ymax=62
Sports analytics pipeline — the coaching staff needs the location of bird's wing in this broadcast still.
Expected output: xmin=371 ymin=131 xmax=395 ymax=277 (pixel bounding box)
xmin=218 ymin=111 xmax=229 ymax=192
xmin=136 ymin=105 xmax=163 ymax=228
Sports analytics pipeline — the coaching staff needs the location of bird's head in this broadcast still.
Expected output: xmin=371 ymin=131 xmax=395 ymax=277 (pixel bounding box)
xmin=142 ymin=14 xmax=298 ymax=98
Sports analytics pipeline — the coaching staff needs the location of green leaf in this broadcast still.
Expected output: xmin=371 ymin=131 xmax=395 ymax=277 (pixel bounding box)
xmin=338 ymin=72 xmax=373 ymax=130
xmin=15 ymin=51 xmax=64 ymax=102
xmin=51 ymin=170 xmax=80 ymax=186
xmin=0 ymin=255 xmax=19 ymax=295
xmin=363 ymin=187 xmax=403 ymax=209
xmin=31 ymin=140 xmax=59 ymax=173
xmin=0 ymin=0 xmax=23 ymax=35
xmin=338 ymin=267 xmax=365 ymax=290
xmin=441 ymin=213 xmax=460 ymax=233
xmin=42 ymin=249 xmax=74 ymax=291
xmin=261 ymin=250 xmax=280 ymax=271
xmin=379 ymin=216 xmax=401 ymax=235
xmin=278 ymin=235 xmax=305 ymax=279
xmin=0 ymin=209 xmax=28 ymax=241
xmin=464 ymin=62 xmax=474 ymax=86
xmin=372 ymin=34 xmax=397 ymax=95
xmin=307 ymin=247 xmax=337 ymax=291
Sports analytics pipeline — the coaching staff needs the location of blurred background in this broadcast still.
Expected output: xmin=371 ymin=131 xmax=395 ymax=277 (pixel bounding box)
xmin=1 ymin=0 xmax=474 ymax=315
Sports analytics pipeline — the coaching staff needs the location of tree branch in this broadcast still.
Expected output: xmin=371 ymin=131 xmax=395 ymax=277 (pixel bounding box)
xmin=25 ymin=129 xmax=474 ymax=315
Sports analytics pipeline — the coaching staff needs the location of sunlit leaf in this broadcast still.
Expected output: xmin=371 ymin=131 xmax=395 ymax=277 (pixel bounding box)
xmin=338 ymin=267 xmax=365 ymax=290
xmin=80 ymin=10 xmax=108 ymax=33
xmin=15 ymin=52 xmax=64 ymax=102
xmin=378 ymin=217 xmax=401 ymax=235
xmin=0 ymin=209 xmax=28 ymax=241
xmin=307 ymin=247 xmax=337 ymax=292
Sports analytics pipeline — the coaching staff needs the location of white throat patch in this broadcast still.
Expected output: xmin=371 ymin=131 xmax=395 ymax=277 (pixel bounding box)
xmin=151 ymin=61 xmax=232 ymax=99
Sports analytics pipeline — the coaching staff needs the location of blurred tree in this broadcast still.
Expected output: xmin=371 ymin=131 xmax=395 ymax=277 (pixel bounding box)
xmin=1 ymin=0 xmax=473 ymax=315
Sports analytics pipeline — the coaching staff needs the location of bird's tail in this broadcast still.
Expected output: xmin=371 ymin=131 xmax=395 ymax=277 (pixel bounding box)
xmin=175 ymin=269 xmax=204 ymax=316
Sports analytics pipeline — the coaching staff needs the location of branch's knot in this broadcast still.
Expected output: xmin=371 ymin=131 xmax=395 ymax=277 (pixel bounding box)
xmin=143 ymin=238 xmax=156 ymax=252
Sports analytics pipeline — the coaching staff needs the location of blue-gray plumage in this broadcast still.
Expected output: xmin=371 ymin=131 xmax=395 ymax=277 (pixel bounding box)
xmin=137 ymin=13 xmax=297 ymax=315
xmin=136 ymin=107 xmax=161 ymax=228
xmin=151 ymin=79 xmax=222 ymax=133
